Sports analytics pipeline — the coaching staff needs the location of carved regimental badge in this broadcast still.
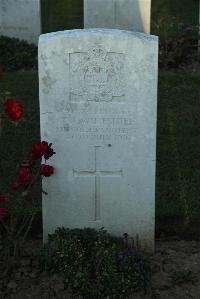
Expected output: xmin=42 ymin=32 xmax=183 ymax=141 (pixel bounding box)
xmin=69 ymin=47 xmax=125 ymax=102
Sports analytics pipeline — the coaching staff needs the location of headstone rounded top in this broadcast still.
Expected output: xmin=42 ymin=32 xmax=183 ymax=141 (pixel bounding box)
xmin=39 ymin=28 xmax=158 ymax=42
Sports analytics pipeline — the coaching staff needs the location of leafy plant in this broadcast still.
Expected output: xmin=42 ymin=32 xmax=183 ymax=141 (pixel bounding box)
xmin=41 ymin=228 xmax=152 ymax=298
xmin=0 ymin=66 xmax=55 ymax=276
xmin=0 ymin=36 xmax=37 ymax=71
xmin=152 ymin=16 xmax=198 ymax=68
xmin=171 ymin=270 xmax=197 ymax=285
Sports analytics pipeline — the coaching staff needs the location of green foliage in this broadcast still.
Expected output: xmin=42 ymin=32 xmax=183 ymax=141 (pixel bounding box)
xmin=0 ymin=71 xmax=40 ymax=193
xmin=156 ymin=72 xmax=200 ymax=227
xmin=0 ymin=36 xmax=37 ymax=71
xmin=153 ymin=16 xmax=198 ymax=68
xmin=41 ymin=0 xmax=83 ymax=33
xmin=151 ymin=1 xmax=199 ymax=68
xmin=41 ymin=228 xmax=151 ymax=298
xmin=151 ymin=0 xmax=198 ymax=29
xmin=171 ymin=270 xmax=197 ymax=285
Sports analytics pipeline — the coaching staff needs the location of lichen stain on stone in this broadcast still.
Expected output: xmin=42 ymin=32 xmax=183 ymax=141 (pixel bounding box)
xmin=64 ymin=123 xmax=70 ymax=132
xmin=55 ymin=100 xmax=67 ymax=112
xmin=43 ymin=131 xmax=48 ymax=138
xmin=66 ymin=102 xmax=77 ymax=113
xmin=84 ymin=102 xmax=90 ymax=109
xmin=40 ymin=54 xmax=49 ymax=66
xmin=42 ymin=71 xmax=56 ymax=94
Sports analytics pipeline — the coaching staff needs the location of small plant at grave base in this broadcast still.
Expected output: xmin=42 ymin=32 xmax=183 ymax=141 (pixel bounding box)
xmin=40 ymin=228 xmax=152 ymax=298
xmin=0 ymin=65 xmax=55 ymax=276
xmin=170 ymin=270 xmax=198 ymax=286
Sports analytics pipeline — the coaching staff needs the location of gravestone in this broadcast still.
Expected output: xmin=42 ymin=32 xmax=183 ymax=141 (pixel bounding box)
xmin=84 ymin=0 xmax=151 ymax=34
xmin=0 ymin=0 xmax=41 ymax=45
xmin=39 ymin=29 xmax=158 ymax=250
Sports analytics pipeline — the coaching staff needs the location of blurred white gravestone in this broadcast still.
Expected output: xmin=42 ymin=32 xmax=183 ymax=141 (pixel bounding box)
xmin=0 ymin=0 xmax=41 ymax=45
xmin=84 ymin=0 xmax=151 ymax=34
xmin=39 ymin=29 xmax=158 ymax=250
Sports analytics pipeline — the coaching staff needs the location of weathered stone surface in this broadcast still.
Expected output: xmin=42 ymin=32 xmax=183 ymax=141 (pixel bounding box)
xmin=39 ymin=29 xmax=158 ymax=250
xmin=0 ymin=0 xmax=41 ymax=45
xmin=84 ymin=0 xmax=151 ymax=34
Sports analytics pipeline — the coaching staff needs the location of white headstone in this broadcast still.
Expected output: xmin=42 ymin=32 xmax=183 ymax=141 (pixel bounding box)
xmin=0 ymin=0 xmax=41 ymax=45
xmin=84 ymin=0 xmax=151 ymax=34
xmin=39 ymin=29 xmax=158 ymax=250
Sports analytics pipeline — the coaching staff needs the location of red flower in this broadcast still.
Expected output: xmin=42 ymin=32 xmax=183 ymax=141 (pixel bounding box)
xmin=12 ymin=181 xmax=19 ymax=189
xmin=40 ymin=164 xmax=54 ymax=177
xmin=29 ymin=141 xmax=55 ymax=161
xmin=0 ymin=194 xmax=7 ymax=203
xmin=0 ymin=65 xmax=3 ymax=80
xmin=4 ymin=99 xmax=24 ymax=121
xmin=0 ymin=207 xmax=6 ymax=218
xmin=0 ymin=195 xmax=7 ymax=218
xmin=12 ymin=167 xmax=34 ymax=189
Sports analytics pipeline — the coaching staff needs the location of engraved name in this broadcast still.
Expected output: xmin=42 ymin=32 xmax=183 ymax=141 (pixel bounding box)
xmin=56 ymin=115 xmax=136 ymax=141
xmin=0 ymin=26 xmax=29 ymax=31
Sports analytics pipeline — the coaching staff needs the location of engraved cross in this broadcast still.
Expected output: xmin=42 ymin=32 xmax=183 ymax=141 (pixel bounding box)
xmin=73 ymin=146 xmax=122 ymax=221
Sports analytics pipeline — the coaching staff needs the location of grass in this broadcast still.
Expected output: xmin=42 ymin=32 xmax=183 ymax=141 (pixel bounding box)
xmin=156 ymin=71 xmax=200 ymax=226
xmin=0 ymin=70 xmax=200 ymax=231
xmin=151 ymin=0 xmax=199 ymax=28
xmin=170 ymin=270 xmax=197 ymax=285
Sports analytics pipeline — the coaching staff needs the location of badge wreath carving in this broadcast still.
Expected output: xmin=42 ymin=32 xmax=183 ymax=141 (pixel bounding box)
xmin=69 ymin=47 xmax=125 ymax=102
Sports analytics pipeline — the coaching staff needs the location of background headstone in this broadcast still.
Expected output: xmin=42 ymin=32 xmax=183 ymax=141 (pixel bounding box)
xmin=0 ymin=0 xmax=41 ymax=45
xmin=84 ymin=0 xmax=151 ymax=34
xmin=39 ymin=29 xmax=158 ymax=250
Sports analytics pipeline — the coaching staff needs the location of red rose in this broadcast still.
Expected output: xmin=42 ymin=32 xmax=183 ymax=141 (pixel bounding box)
xmin=42 ymin=142 xmax=56 ymax=160
xmin=0 ymin=194 xmax=7 ymax=203
xmin=29 ymin=141 xmax=44 ymax=160
xmin=12 ymin=167 xmax=34 ymax=189
xmin=29 ymin=141 xmax=55 ymax=161
xmin=0 ymin=65 xmax=3 ymax=80
xmin=40 ymin=164 xmax=54 ymax=177
xmin=12 ymin=180 xmax=19 ymax=189
xmin=0 ymin=207 xmax=6 ymax=218
xmin=0 ymin=195 xmax=7 ymax=218
xmin=4 ymin=99 xmax=24 ymax=121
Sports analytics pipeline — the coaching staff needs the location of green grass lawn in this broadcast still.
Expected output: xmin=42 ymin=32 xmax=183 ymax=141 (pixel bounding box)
xmin=156 ymin=71 xmax=200 ymax=228
xmin=1 ymin=70 xmax=200 ymax=233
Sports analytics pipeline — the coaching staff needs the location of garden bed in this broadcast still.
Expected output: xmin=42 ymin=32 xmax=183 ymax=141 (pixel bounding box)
xmin=1 ymin=237 xmax=200 ymax=298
